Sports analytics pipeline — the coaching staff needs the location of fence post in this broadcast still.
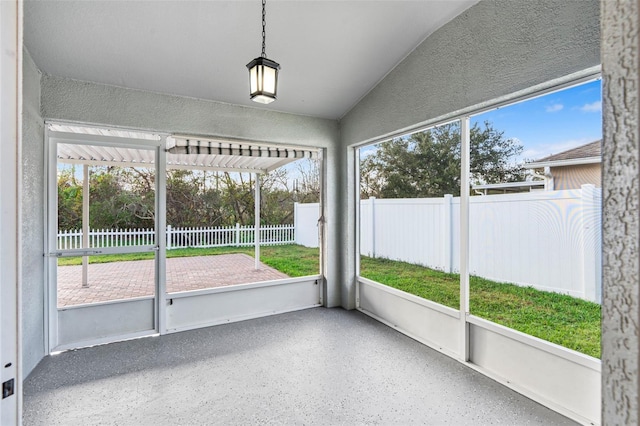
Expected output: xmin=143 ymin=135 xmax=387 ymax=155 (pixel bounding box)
xmin=443 ymin=194 xmax=453 ymax=273
xmin=581 ymin=184 xmax=600 ymax=303
xmin=294 ymin=202 xmax=299 ymax=245
xmin=369 ymin=196 xmax=376 ymax=258
xmin=235 ymin=223 xmax=240 ymax=247
xmin=166 ymin=225 xmax=172 ymax=250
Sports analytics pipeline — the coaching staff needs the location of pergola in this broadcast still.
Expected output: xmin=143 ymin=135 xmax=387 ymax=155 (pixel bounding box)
xmin=51 ymin=123 xmax=318 ymax=278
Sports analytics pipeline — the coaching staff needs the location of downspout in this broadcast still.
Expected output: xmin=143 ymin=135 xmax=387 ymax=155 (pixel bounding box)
xmin=542 ymin=166 xmax=554 ymax=190
xmin=254 ymin=173 xmax=260 ymax=270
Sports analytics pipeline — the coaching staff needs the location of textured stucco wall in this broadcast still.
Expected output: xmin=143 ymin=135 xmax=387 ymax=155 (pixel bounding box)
xmin=21 ymin=48 xmax=45 ymax=378
xmin=601 ymin=1 xmax=639 ymax=424
xmin=339 ymin=0 xmax=600 ymax=146
xmin=41 ymin=75 xmax=338 ymax=149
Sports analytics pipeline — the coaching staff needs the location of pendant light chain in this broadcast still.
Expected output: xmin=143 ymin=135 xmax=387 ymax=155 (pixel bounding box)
xmin=261 ymin=0 xmax=267 ymax=58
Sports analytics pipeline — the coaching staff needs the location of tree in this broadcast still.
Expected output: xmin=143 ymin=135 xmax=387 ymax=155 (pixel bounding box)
xmin=293 ymin=158 xmax=321 ymax=203
xmin=166 ymin=170 xmax=225 ymax=227
xmin=360 ymin=121 xmax=525 ymax=198
xmin=89 ymin=166 xmax=155 ymax=229
xmin=56 ymin=158 xmax=322 ymax=230
xmin=57 ymin=166 xmax=83 ymax=230
xmin=57 ymin=165 xmax=155 ymax=230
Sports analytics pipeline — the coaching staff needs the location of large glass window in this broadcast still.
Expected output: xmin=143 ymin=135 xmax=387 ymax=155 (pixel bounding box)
xmin=468 ymin=79 xmax=602 ymax=358
xmin=163 ymin=161 xmax=321 ymax=296
xmin=358 ymin=121 xmax=462 ymax=309
xmin=354 ymin=79 xmax=602 ymax=359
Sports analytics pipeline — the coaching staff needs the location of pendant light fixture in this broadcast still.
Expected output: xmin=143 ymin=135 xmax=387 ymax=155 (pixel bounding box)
xmin=246 ymin=0 xmax=280 ymax=104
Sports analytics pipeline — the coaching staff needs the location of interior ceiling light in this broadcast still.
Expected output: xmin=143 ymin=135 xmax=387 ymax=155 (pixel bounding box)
xmin=246 ymin=0 xmax=280 ymax=104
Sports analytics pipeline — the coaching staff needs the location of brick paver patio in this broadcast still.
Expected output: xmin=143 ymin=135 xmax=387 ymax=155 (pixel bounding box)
xmin=57 ymin=254 xmax=289 ymax=307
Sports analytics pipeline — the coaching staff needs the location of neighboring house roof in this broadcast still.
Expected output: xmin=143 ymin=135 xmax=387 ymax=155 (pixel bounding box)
xmin=524 ymin=140 xmax=601 ymax=169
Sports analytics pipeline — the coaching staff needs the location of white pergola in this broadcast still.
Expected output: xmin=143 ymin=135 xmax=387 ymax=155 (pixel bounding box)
xmin=51 ymin=123 xmax=318 ymax=280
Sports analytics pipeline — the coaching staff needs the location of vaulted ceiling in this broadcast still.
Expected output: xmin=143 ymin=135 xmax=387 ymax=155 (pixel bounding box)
xmin=24 ymin=0 xmax=478 ymax=120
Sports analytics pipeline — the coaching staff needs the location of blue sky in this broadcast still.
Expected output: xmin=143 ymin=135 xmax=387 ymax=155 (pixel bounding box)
xmin=471 ymin=79 xmax=602 ymax=162
xmin=360 ymin=78 xmax=602 ymax=164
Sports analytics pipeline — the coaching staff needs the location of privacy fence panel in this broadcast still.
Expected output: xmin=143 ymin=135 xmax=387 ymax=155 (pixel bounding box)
xmin=296 ymin=185 xmax=602 ymax=302
xmin=466 ymin=189 xmax=593 ymax=300
xmin=294 ymin=202 xmax=320 ymax=248
xmin=361 ymin=197 xmax=450 ymax=271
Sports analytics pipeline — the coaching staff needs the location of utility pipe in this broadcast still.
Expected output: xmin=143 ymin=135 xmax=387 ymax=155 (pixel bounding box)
xmin=254 ymin=173 xmax=260 ymax=270
xmin=82 ymin=164 xmax=89 ymax=287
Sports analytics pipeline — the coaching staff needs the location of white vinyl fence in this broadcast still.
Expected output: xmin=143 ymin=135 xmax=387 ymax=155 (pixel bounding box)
xmin=297 ymin=184 xmax=602 ymax=303
xmin=57 ymin=224 xmax=295 ymax=251
xmin=294 ymin=202 xmax=321 ymax=247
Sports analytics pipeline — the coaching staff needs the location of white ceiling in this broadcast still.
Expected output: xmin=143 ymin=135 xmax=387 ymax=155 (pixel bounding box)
xmin=24 ymin=0 xmax=478 ymax=120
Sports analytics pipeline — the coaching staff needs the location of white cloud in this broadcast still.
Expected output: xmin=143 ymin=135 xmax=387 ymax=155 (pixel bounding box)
xmin=545 ymin=104 xmax=564 ymax=113
xmin=580 ymin=101 xmax=602 ymax=113
xmin=521 ymin=138 xmax=593 ymax=162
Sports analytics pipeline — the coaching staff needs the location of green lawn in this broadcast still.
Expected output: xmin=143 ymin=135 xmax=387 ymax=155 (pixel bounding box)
xmin=58 ymin=244 xmax=320 ymax=277
xmin=360 ymin=256 xmax=601 ymax=358
xmin=58 ymin=244 xmax=601 ymax=358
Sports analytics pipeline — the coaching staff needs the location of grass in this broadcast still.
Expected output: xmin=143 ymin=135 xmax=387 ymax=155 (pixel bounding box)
xmin=58 ymin=244 xmax=601 ymax=358
xmin=360 ymin=256 xmax=601 ymax=358
xmin=470 ymin=275 xmax=601 ymax=357
xmin=58 ymin=244 xmax=320 ymax=277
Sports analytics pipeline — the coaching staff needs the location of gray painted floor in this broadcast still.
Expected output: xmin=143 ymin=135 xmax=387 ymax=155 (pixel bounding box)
xmin=24 ymin=308 xmax=576 ymax=425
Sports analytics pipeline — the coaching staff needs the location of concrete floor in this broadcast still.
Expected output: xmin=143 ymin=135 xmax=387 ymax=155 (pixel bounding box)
xmin=23 ymin=308 xmax=576 ymax=425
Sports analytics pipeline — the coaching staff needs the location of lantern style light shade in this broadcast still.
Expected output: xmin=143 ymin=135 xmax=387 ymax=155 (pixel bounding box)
xmin=246 ymin=57 xmax=280 ymax=104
